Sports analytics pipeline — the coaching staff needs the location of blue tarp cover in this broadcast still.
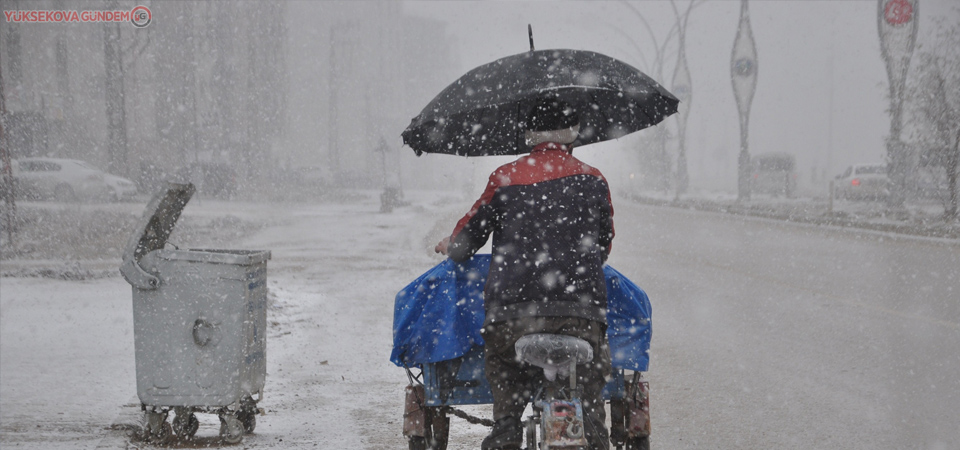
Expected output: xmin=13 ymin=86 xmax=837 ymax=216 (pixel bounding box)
xmin=391 ymin=255 xmax=652 ymax=371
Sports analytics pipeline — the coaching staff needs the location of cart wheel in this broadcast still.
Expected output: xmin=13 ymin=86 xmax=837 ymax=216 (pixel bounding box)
xmin=219 ymin=413 xmax=244 ymax=445
xmin=408 ymin=436 xmax=428 ymax=450
xmin=626 ymin=436 xmax=650 ymax=450
xmin=407 ymin=407 xmax=448 ymax=450
xmin=172 ymin=412 xmax=199 ymax=439
xmin=609 ymin=398 xmax=627 ymax=447
xmin=525 ymin=418 xmax=537 ymax=450
xmin=430 ymin=407 xmax=449 ymax=450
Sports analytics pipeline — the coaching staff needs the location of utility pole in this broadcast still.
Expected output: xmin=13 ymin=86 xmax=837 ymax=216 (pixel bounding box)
xmin=620 ymin=1 xmax=703 ymax=193
xmin=671 ymin=0 xmax=696 ymax=199
xmin=621 ymin=1 xmax=675 ymax=192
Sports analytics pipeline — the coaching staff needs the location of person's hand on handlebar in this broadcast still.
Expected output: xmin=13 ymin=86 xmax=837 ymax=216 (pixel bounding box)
xmin=435 ymin=236 xmax=450 ymax=255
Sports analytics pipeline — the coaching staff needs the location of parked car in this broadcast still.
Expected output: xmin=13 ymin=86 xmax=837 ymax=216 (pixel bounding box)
xmin=835 ymin=163 xmax=889 ymax=200
xmin=12 ymin=157 xmax=137 ymax=202
xmin=750 ymin=152 xmax=797 ymax=198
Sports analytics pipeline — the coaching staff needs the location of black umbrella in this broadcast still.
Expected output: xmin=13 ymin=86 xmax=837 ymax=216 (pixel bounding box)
xmin=402 ymin=48 xmax=679 ymax=157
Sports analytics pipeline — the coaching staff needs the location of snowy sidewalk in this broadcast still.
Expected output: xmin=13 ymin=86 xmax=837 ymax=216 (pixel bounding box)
xmin=627 ymin=188 xmax=960 ymax=240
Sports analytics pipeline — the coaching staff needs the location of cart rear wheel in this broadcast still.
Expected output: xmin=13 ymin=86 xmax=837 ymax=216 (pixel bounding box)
xmin=407 ymin=407 xmax=449 ymax=450
xmin=429 ymin=407 xmax=449 ymax=450
xmin=609 ymin=398 xmax=627 ymax=447
xmin=407 ymin=407 xmax=450 ymax=450
xmin=408 ymin=436 xmax=428 ymax=450
xmin=525 ymin=417 xmax=537 ymax=450
xmin=626 ymin=436 xmax=650 ymax=450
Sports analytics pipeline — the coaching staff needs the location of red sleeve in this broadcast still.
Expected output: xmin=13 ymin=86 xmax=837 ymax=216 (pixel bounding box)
xmin=450 ymin=171 xmax=502 ymax=241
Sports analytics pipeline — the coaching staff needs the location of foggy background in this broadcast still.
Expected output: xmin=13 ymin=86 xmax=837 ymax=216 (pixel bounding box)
xmin=2 ymin=0 xmax=958 ymax=198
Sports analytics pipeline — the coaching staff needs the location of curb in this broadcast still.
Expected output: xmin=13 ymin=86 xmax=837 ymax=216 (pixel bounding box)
xmin=626 ymin=194 xmax=960 ymax=241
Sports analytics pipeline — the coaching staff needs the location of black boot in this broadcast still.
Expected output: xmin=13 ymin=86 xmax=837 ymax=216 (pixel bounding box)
xmin=481 ymin=416 xmax=523 ymax=450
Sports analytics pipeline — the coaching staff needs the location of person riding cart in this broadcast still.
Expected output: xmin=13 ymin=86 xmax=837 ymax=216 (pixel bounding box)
xmin=435 ymin=97 xmax=614 ymax=450
xmin=401 ymin=41 xmax=676 ymax=450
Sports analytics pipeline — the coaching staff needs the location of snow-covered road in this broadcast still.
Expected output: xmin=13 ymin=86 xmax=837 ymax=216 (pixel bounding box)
xmin=2 ymin=191 xmax=958 ymax=449
xmin=614 ymin=202 xmax=960 ymax=449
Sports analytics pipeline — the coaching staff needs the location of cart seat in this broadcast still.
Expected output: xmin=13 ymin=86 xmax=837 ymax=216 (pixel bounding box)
xmin=515 ymin=334 xmax=594 ymax=382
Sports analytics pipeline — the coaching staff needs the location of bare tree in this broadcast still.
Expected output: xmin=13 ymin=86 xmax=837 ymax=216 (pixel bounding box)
xmin=907 ymin=16 xmax=960 ymax=219
xmin=103 ymin=0 xmax=128 ymax=176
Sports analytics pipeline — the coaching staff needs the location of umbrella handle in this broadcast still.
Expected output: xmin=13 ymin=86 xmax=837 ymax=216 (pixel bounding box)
xmin=528 ymin=24 xmax=535 ymax=52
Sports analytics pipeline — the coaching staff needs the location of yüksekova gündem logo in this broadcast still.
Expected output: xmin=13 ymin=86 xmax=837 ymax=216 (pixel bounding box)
xmin=4 ymin=5 xmax=151 ymax=28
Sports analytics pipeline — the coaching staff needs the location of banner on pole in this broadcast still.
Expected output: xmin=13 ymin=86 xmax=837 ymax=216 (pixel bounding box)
xmin=731 ymin=0 xmax=758 ymax=200
xmin=731 ymin=0 xmax=758 ymax=127
xmin=878 ymin=0 xmax=918 ymax=126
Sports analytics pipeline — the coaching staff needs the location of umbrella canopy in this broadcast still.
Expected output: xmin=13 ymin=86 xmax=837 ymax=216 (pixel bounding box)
xmin=402 ymin=49 xmax=679 ymax=157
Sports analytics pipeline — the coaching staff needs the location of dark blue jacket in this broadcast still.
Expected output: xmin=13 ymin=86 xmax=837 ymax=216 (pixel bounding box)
xmin=448 ymin=142 xmax=615 ymax=325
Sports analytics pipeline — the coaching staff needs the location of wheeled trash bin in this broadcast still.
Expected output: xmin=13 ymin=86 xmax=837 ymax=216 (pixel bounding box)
xmin=120 ymin=182 xmax=270 ymax=444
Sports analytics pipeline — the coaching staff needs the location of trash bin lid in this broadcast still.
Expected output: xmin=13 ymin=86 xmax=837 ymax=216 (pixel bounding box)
xmin=123 ymin=182 xmax=195 ymax=263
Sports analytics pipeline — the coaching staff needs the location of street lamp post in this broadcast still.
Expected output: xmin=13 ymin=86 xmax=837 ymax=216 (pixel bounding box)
xmin=619 ymin=1 xmax=703 ymax=195
xmin=619 ymin=1 xmax=684 ymax=192
xmin=670 ymin=0 xmax=696 ymax=198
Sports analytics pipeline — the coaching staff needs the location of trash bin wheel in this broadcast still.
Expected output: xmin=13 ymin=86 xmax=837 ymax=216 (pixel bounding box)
xmin=144 ymin=420 xmax=172 ymax=443
xmin=143 ymin=410 xmax=172 ymax=444
xmin=172 ymin=412 xmax=200 ymax=439
xmin=219 ymin=413 xmax=244 ymax=444
xmin=238 ymin=410 xmax=256 ymax=434
xmin=153 ymin=421 xmax=173 ymax=443
xmin=238 ymin=395 xmax=258 ymax=434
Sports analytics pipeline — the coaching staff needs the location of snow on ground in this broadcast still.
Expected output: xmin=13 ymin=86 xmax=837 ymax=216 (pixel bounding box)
xmin=0 ymin=277 xmax=136 ymax=450
xmin=2 ymin=188 xmax=958 ymax=449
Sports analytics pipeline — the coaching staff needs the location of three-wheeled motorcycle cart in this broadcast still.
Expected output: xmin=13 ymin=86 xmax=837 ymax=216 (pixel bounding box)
xmin=393 ymin=256 xmax=652 ymax=450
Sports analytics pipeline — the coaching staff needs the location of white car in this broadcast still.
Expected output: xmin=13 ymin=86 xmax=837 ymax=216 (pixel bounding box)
xmin=835 ymin=163 xmax=889 ymax=200
xmin=13 ymin=157 xmax=138 ymax=202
